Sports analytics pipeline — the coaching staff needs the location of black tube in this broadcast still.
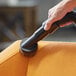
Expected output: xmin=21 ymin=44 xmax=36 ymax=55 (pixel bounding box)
xmin=20 ymin=11 xmax=76 ymax=57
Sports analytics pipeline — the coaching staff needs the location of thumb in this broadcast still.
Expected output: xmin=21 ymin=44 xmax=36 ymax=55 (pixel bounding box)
xmin=44 ymin=18 xmax=54 ymax=31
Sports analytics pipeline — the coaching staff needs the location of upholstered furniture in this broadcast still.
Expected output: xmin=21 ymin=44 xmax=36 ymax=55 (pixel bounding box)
xmin=1 ymin=40 xmax=76 ymax=76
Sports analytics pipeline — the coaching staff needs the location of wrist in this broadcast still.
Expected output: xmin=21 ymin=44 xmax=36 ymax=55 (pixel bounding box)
xmin=62 ymin=0 xmax=76 ymax=10
xmin=58 ymin=0 xmax=75 ymax=13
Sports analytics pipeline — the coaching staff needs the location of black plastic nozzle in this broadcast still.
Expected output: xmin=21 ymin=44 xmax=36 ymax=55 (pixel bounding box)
xmin=20 ymin=11 xmax=76 ymax=57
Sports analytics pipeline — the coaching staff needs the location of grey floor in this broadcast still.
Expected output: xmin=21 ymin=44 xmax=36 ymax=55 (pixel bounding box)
xmin=43 ymin=25 xmax=76 ymax=42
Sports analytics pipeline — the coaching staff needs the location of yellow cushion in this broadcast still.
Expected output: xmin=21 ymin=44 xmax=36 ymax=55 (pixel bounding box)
xmin=1 ymin=40 xmax=76 ymax=76
xmin=0 ymin=40 xmax=28 ymax=76
xmin=27 ymin=41 xmax=76 ymax=76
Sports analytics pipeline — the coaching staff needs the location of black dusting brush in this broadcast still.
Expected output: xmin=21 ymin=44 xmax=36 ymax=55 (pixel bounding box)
xmin=20 ymin=11 xmax=76 ymax=57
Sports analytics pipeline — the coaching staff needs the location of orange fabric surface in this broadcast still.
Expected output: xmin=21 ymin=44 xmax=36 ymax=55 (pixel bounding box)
xmin=27 ymin=41 xmax=76 ymax=76
xmin=0 ymin=40 xmax=28 ymax=76
xmin=1 ymin=40 xmax=76 ymax=76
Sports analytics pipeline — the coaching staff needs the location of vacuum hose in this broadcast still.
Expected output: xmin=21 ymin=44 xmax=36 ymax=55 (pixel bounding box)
xmin=20 ymin=11 xmax=76 ymax=57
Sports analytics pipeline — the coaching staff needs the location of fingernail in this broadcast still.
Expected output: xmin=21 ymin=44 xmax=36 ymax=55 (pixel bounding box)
xmin=44 ymin=19 xmax=50 ymax=31
xmin=44 ymin=24 xmax=49 ymax=31
xmin=44 ymin=24 xmax=47 ymax=30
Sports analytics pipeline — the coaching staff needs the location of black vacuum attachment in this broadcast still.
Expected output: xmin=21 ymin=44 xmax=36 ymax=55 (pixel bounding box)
xmin=20 ymin=11 xmax=76 ymax=57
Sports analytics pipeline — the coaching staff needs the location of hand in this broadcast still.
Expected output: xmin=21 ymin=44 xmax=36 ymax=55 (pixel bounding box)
xmin=44 ymin=0 xmax=73 ymax=30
